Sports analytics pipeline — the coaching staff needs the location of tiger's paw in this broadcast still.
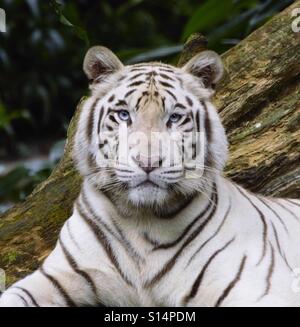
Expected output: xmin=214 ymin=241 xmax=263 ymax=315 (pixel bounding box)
xmin=0 ymin=292 xmax=28 ymax=307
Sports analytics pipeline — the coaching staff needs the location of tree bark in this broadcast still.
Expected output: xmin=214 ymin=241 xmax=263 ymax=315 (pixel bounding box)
xmin=0 ymin=1 xmax=299 ymax=286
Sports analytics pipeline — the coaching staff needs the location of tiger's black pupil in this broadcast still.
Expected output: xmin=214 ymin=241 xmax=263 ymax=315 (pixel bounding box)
xmin=169 ymin=113 xmax=182 ymax=123
xmin=118 ymin=110 xmax=130 ymax=121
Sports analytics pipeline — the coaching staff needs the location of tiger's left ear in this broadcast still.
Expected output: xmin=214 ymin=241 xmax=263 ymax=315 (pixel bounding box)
xmin=83 ymin=46 xmax=124 ymax=83
xmin=182 ymin=50 xmax=223 ymax=89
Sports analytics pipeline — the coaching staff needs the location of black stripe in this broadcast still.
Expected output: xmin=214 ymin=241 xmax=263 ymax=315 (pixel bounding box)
xmin=99 ymin=139 xmax=108 ymax=150
xmin=143 ymin=232 xmax=160 ymax=247
xmin=40 ymin=266 xmax=77 ymax=307
xmin=58 ymin=237 xmax=98 ymax=298
xmin=195 ymin=110 xmax=200 ymax=132
xmin=214 ymin=255 xmax=247 ymax=307
xmin=201 ymin=101 xmax=212 ymax=143
xmin=66 ymin=221 xmax=81 ymax=250
xmin=161 ymin=169 xmax=183 ymax=175
xmin=153 ymin=193 xmax=197 ymax=219
xmin=81 ymin=190 xmax=143 ymax=266
xmin=237 ymin=187 xmax=267 ymax=265
xmin=175 ymin=103 xmax=187 ymax=110
xmin=135 ymin=95 xmax=144 ymax=111
xmin=10 ymin=293 xmax=28 ymax=306
xmin=150 ymin=70 xmax=158 ymax=76
xmin=179 ymin=117 xmax=191 ymax=127
xmin=153 ymin=189 xmax=216 ymax=250
xmin=115 ymin=99 xmax=127 ymax=107
xmin=159 ymin=80 xmax=174 ymax=88
xmin=129 ymin=68 xmax=148 ymax=72
xmin=108 ymin=94 xmax=115 ymax=102
xmin=131 ymin=63 xmax=153 ymax=68
xmin=129 ymin=72 xmax=145 ymax=81
xmin=159 ymin=73 xmax=175 ymax=81
xmin=144 ymin=182 xmax=218 ymax=288
xmin=270 ymin=222 xmax=282 ymax=256
xmin=87 ymin=153 xmax=98 ymax=170
xmin=86 ymin=98 xmax=98 ymax=143
xmin=258 ymin=197 xmax=289 ymax=234
xmin=76 ymin=201 xmax=133 ymax=287
xmin=97 ymin=106 xmax=104 ymax=135
xmin=270 ymin=199 xmax=299 ymax=222
xmin=13 ymin=287 xmax=40 ymax=307
xmin=186 ymin=200 xmax=231 ymax=267
xmin=270 ymin=221 xmax=292 ymax=271
xmin=182 ymin=237 xmax=235 ymax=305
xmin=161 ymin=96 xmax=166 ymax=111
xmin=159 ymin=68 xmax=174 ymax=73
xmin=177 ymin=76 xmax=183 ymax=88
xmin=108 ymin=115 xmax=118 ymax=124
xmin=128 ymin=80 xmax=144 ymax=87
xmin=186 ymin=96 xmax=193 ymax=106
xmin=106 ymin=108 xmax=119 ymax=116
xmin=165 ymin=89 xmax=177 ymax=101
xmin=124 ymin=89 xmax=135 ymax=98
xmin=286 ymin=199 xmax=300 ymax=207
xmin=258 ymin=242 xmax=275 ymax=300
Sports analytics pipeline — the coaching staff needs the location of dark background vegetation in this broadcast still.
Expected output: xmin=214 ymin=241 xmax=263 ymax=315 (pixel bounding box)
xmin=0 ymin=0 xmax=293 ymax=212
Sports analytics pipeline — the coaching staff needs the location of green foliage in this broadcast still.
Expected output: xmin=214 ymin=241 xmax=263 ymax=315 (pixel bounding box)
xmin=0 ymin=139 xmax=65 ymax=212
xmin=50 ymin=0 xmax=90 ymax=46
xmin=0 ymin=102 xmax=29 ymax=135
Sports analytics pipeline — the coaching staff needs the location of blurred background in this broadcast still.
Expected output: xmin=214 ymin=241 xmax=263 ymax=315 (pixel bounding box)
xmin=0 ymin=0 xmax=294 ymax=213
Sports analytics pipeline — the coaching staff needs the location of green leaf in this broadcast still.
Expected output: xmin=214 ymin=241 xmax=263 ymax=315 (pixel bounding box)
xmin=182 ymin=0 xmax=255 ymax=41
xmin=50 ymin=0 xmax=89 ymax=46
xmin=0 ymin=166 xmax=30 ymax=198
xmin=0 ymin=102 xmax=29 ymax=130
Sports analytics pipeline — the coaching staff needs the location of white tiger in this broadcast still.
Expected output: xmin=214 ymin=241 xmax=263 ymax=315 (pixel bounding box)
xmin=0 ymin=46 xmax=299 ymax=307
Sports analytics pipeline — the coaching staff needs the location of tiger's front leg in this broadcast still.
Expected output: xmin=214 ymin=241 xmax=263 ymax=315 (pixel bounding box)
xmin=0 ymin=224 xmax=103 ymax=307
xmin=0 ymin=260 xmax=100 ymax=307
xmin=0 ymin=269 xmax=65 ymax=307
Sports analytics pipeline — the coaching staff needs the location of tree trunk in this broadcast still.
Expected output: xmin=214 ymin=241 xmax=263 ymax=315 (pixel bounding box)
xmin=0 ymin=1 xmax=299 ymax=286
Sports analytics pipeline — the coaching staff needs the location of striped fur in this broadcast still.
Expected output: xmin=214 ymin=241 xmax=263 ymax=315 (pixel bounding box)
xmin=1 ymin=47 xmax=299 ymax=307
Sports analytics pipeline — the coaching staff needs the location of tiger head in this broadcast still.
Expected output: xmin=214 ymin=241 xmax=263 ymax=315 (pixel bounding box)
xmin=74 ymin=46 xmax=227 ymax=216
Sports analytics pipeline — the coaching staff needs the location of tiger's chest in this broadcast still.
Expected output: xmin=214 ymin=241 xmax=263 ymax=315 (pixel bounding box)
xmin=90 ymin=228 xmax=236 ymax=307
xmin=73 ymin=183 xmax=300 ymax=307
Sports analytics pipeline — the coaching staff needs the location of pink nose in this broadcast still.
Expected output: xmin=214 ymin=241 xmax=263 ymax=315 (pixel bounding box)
xmin=132 ymin=154 xmax=163 ymax=173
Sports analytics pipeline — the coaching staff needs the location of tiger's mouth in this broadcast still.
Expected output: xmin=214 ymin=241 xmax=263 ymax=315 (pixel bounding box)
xmin=135 ymin=180 xmax=160 ymax=188
xmin=131 ymin=179 xmax=168 ymax=190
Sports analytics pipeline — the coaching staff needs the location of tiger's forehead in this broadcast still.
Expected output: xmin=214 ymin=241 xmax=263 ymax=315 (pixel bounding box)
xmin=123 ymin=62 xmax=183 ymax=86
xmin=102 ymin=62 xmax=190 ymax=111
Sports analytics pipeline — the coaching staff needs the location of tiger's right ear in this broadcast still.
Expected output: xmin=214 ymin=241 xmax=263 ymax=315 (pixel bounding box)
xmin=83 ymin=46 xmax=124 ymax=83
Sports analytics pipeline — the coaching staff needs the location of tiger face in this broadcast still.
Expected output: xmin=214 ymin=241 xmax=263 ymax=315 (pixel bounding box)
xmin=74 ymin=46 xmax=228 ymax=213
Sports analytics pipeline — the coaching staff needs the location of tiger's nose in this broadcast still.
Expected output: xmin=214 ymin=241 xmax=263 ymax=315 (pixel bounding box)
xmin=132 ymin=154 xmax=163 ymax=173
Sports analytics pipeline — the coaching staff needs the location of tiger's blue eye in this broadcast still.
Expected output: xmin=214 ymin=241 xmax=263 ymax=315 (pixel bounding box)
xmin=169 ymin=113 xmax=182 ymax=123
xmin=118 ymin=110 xmax=130 ymax=121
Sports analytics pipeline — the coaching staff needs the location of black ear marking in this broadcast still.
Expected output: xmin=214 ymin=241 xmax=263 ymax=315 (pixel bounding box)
xmin=182 ymin=50 xmax=223 ymax=89
xmin=83 ymin=46 xmax=123 ymax=83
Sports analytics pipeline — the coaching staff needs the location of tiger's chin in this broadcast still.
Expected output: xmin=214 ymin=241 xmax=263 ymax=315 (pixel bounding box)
xmin=128 ymin=182 xmax=170 ymax=207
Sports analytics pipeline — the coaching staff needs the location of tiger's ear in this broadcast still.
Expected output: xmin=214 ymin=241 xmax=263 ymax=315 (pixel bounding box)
xmin=83 ymin=46 xmax=124 ymax=83
xmin=182 ymin=50 xmax=223 ymax=88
